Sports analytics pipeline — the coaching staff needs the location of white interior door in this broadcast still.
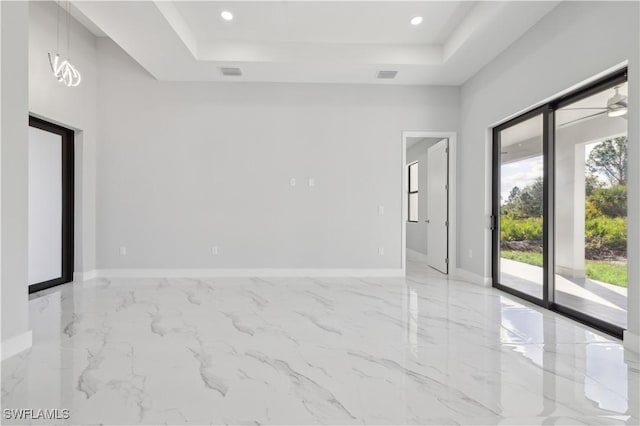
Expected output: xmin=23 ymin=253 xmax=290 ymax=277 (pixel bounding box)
xmin=427 ymin=139 xmax=448 ymax=273
xmin=28 ymin=126 xmax=63 ymax=285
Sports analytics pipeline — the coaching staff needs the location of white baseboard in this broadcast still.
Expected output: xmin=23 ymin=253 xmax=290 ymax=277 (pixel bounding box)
xmin=453 ymin=268 xmax=492 ymax=287
xmin=1 ymin=330 xmax=32 ymax=361
xmin=73 ymin=270 xmax=97 ymax=282
xmin=623 ymin=330 xmax=639 ymax=354
xmin=94 ymin=268 xmax=405 ymax=278
xmin=406 ymin=248 xmax=429 ymax=264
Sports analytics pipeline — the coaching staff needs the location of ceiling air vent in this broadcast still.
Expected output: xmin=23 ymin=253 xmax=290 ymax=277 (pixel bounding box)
xmin=376 ymin=70 xmax=398 ymax=79
xmin=220 ymin=67 xmax=242 ymax=77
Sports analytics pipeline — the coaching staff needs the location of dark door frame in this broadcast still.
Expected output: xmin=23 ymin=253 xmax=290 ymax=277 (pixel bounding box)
xmin=28 ymin=116 xmax=74 ymax=294
xmin=491 ymin=68 xmax=628 ymax=339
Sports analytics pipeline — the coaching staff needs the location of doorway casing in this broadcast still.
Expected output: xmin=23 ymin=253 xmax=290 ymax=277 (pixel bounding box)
xmin=401 ymin=131 xmax=457 ymax=276
xmin=28 ymin=116 xmax=74 ymax=293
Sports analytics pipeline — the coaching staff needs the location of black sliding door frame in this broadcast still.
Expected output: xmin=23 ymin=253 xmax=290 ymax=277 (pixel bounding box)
xmin=492 ymin=105 xmax=549 ymax=306
xmin=28 ymin=116 xmax=75 ymax=294
xmin=492 ymin=68 xmax=627 ymax=339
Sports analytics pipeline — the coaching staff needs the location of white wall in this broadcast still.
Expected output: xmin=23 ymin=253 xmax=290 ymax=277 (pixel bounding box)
xmin=96 ymin=39 xmax=460 ymax=271
xmin=1 ymin=1 xmax=30 ymax=348
xmin=29 ymin=0 xmax=98 ymax=276
xmin=458 ymin=1 xmax=639 ymax=347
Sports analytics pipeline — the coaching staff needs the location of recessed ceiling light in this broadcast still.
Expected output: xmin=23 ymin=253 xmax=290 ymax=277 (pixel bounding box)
xmin=221 ymin=11 xmax=233 ymax=21
xmin=410 ymin=16 xmax=423 ymax=26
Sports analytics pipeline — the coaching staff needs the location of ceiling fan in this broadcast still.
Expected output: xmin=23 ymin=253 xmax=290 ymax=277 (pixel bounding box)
xmin=559 ymin=85 xmax=628 ymax=127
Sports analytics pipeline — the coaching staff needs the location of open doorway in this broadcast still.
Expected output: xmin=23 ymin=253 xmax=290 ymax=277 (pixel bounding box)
xmin=402 ymin=131 xmax=457 ymax=275
xmin=28 ymin=116 xmax=74 ymax=293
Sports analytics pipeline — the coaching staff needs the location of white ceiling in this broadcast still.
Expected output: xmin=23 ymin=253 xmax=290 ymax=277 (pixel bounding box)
xmin=174 ymin=2 xmax=474 ymax=45
xmin=68 ymin=2 xmax=107 ymax=37
xmin=72 ymin=0 xmax=560 ymax=85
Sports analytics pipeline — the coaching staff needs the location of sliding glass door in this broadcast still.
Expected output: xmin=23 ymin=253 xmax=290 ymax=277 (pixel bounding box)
xmin=493 ymin=69 xmax=627 ymax=337
xmin=493 ymin=111 xmax=547 ymax=302
xmin=554 ymin=76 xmax=628 ymax=331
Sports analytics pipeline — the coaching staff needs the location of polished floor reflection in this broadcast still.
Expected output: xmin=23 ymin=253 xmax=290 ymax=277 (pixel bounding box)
xmin=2 ymin=260 xmax=638 ymax=425
xmin=501 ymin=258 xmax=627 ymax=328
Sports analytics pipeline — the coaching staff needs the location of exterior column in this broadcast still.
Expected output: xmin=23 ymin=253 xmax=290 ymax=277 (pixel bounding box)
xmin=555 ymin=139 xmax=586 ymax=279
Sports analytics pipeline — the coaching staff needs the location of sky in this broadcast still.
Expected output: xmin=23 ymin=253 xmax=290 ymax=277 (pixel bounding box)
xmin=500 ymin=156 xmax=543 ymax=203
xmin=500 ymin=141 xmax=605 ymax=204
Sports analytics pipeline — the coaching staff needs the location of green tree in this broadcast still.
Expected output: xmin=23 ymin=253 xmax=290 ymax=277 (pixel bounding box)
xmin=507 ymin=186 xmax=521 ymax=203
xmin=519 ymin=177 xmax=543 ymax=218
xmin=585 ymin=174 xmax=603 ymax=197
xmin=501 ymin=177 xmax=543 ymax=219
xmin=587 ymin=137 xmax=627 ymax=186
xmin=588 ymin=185 xmax=627 ymax=218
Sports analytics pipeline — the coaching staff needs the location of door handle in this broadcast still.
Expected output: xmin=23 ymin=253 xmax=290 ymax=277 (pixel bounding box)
xmin=490 ymin=215 xmax=498 ymax=230
xmin=425 ymin=219 xmax=430 ymax=223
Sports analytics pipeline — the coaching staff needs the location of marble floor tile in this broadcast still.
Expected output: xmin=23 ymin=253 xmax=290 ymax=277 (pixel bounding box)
xmin=2 ymin=260 xmax=638 ymax=425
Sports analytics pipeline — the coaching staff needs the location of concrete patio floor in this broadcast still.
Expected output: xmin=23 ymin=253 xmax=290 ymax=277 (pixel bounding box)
xmin=500 ymin=258 xmax=627 ymax=329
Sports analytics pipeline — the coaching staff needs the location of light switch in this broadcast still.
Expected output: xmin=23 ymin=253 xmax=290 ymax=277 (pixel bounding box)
xmin=378 ymin=205 xmax=384 ymax=215
xmin=290 ymin=178 xmax=296 ymax=187
xmin=119 ymin=246 xmax=127 ymax=256
xmin=308 ymin=178 xmax=315 ymax=187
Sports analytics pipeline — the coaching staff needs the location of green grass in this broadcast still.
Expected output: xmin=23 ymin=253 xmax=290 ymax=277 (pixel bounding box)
xmin=501 ymin=250 xmax=627 ymax=287
xmin=585 ymin=261 xmax=627 ymax=287
xmin=501 ymin=250 xmax=543 ymax=266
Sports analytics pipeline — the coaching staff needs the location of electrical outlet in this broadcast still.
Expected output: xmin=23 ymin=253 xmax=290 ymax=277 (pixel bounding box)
xmin=468 ymin=249 xmax=473 ymax=258
xmin=119 ymin=246 xmax=127 ymax=256
xmin=211 ymin=246 xmax=219 ymax=256
xmin=378 ymin=247 xmax=385 ymax=256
